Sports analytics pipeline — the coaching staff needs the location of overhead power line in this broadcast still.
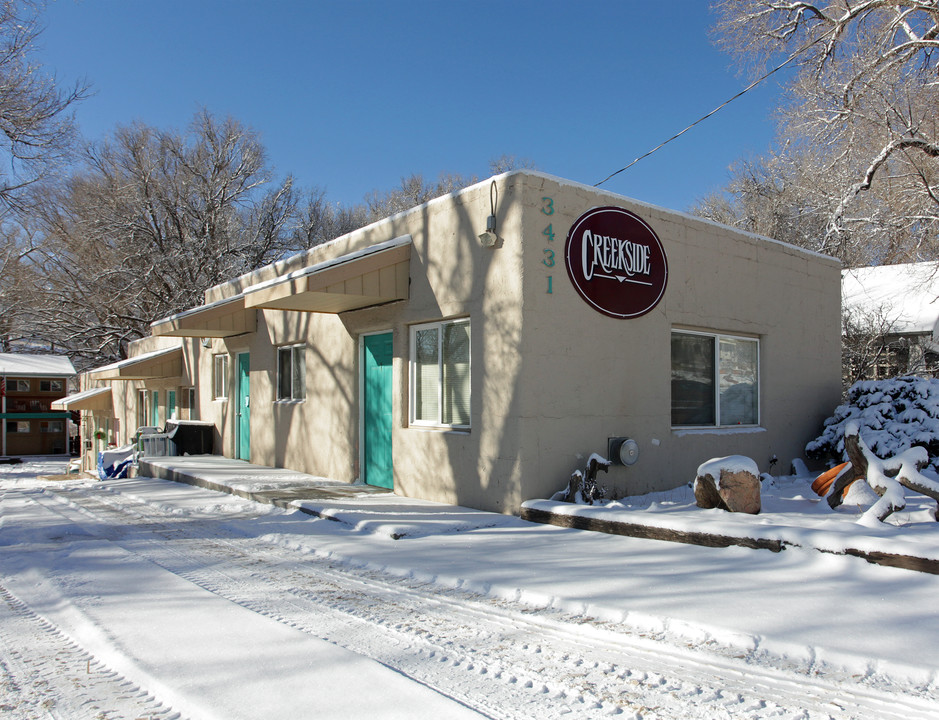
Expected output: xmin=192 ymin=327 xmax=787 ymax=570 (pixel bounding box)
xmin=594 ymin=29 xmax=833 ymax=188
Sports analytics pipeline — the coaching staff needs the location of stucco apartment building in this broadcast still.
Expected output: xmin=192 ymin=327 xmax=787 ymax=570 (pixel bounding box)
xmin=62 ymin=171 xmax=842 ymax=513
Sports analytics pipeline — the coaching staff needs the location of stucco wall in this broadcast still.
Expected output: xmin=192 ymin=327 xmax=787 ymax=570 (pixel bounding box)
xmin=192 ymin=175 xmax=527 ymax=512
xmin=515 ymin=174 xmax=842 ymax=502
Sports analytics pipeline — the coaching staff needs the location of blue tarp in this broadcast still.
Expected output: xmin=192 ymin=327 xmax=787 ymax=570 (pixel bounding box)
xmin=97 ymin=444 xmax=135 ymax=480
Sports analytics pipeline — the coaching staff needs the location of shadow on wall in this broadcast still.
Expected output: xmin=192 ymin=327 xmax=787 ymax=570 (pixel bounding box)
xmin=391 ymin=181 xmax=526 ymax=513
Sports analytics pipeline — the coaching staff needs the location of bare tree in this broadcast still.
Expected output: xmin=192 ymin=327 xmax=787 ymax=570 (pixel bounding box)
xmin=0 ymin=220 xmax=42 ymax=350
xmin=24 ymin=111 xmax=324 ymax=367
xmin=363 ymin=172 xmax=477 ymax=223
xmin=362 ymin=157 xmax=538 ymax=225
xmin=708 ymin=1 xmax=939 ymax=265
xmin=0 ymin=0 xmax=88 ymax=213
xmin=23 ymin=121 xmax=536 ymax=368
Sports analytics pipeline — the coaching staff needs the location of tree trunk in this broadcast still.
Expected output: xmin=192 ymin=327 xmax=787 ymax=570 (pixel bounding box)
xmin=828 ymin=429 xmax=867 ymax=509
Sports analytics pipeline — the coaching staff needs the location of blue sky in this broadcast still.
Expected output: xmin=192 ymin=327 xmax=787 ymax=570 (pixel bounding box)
xmin=39 ymin=0 xmax=787 ymax=212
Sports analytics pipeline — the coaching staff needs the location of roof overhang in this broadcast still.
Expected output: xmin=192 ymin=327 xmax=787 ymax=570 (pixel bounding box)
xmin=244 ymin=236 xmax=411 ymax=314
xmin=86 ymin=346 xmax=184 ymax=381
xmin=51 ymin=386 xmax=113 ymax=412
xmin=150 ymin=294 xmax=256 ymax=338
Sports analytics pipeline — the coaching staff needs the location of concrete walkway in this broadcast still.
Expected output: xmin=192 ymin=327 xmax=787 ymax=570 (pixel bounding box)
xmin=137 ymin=455 xmax=518 ymax=539
xmin=140 ymin=455 xmax=387 ymax=502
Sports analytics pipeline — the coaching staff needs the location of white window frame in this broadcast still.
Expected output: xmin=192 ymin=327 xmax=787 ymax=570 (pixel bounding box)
xmin=276 ymin=344 xmax=306 ymax=402
xmin=409 ymin=318 xmax=471 ymax=429
xmin=12 ymin=379 xmax=29 ymax=392
xmin=671 ymin=329 xmax=760 ymax=428
xmin=213 ymin=354 xmax=229 ymax=401
xmin=137 ymin=389 xmax=148 ymax=429
xmin=182 ymin=386 xmax=197 ymax=420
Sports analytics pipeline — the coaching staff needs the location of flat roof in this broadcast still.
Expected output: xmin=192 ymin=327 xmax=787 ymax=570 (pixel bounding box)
xmin=0 ymin=353 xmax=76 ymax=377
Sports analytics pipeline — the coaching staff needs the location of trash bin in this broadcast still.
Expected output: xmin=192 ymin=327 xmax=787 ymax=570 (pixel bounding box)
xmin=165 ymin=420 xmax=214 ymax=455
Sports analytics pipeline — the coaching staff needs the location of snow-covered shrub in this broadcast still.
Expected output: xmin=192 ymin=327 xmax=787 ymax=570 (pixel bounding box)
xmin=806 ymin=376 xmax=939 ymax=471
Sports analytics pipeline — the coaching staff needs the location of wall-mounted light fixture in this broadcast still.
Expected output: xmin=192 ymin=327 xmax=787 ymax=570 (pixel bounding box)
xmin=478 ymin=180 xmax=500 ymax=247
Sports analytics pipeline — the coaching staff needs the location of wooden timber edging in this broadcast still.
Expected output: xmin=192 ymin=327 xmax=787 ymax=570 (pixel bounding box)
xmin=519 ymin=505 xmax=939 ymax=575
xmin=520 ymin=506 xmax=784 ymax=552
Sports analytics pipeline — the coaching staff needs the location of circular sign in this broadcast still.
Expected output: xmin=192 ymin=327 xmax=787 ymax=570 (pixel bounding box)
xmin=564 ymin=206 xmax=668 ymax=319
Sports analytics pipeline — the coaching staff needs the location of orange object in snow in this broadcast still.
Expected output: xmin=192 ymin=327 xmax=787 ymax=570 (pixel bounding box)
xmin=811 ymin=462 xmax=851 ymax=497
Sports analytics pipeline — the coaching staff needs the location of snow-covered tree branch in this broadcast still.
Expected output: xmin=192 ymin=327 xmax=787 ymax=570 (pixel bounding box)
xmin=703 ymin=1 xmax=939 ymax=266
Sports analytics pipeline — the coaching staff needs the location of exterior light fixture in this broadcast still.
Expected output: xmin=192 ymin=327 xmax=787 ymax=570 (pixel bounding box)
xmin=478 ymin=180 xmax=500 ymax=247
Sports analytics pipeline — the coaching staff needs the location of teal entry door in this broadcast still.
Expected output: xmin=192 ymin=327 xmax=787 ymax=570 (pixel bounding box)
xmin=236 ymin=353 xmax=250 ymax=460
xmin=363 ymin=333 xmax=393 ymax=489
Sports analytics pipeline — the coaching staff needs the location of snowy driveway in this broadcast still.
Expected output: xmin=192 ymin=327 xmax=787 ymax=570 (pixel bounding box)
xmin=1 ymin=460 xmax=937 ymax=719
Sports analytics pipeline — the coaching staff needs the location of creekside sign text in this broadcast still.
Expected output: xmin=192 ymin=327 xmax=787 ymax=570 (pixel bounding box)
xmin=564 ymin=206 xmax=668 ymax=319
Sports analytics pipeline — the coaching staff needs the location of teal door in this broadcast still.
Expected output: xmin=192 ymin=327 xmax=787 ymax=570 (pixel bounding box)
xmin=363 ymin=333 xmax=393 ymax=489
xmin=236 ymin=353 xmax=250 ymax=460
xmin=167 ymin=390 xmax=177 ymax=422
xmin=151 ymin=390 xmax=159 ymax=426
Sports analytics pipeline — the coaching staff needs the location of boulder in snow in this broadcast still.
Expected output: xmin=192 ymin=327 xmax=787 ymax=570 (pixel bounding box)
xmin=694 ymin=455 xmax=761 ymax=514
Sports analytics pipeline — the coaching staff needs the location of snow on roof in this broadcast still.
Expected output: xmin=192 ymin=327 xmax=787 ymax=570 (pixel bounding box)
xmin=0 ymin=353 xmax=76 ymax=377
xmin=87 ymin=345 xmax=181 ymax=375
xmin=242 ymin=234 xmax=412 ymax=295
xmin=842 ymin=261 xmax=939 ymax=335
xmin=214 ymin=171 xmax=836 ymax=302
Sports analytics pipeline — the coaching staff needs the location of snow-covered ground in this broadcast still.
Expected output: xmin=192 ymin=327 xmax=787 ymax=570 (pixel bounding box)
xmin=1 ymin=458 xmax=937 ymax=719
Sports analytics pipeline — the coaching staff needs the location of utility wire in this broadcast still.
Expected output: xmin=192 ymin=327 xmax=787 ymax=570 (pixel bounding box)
xmin=594 ymin=29 xmax=834 ymax=188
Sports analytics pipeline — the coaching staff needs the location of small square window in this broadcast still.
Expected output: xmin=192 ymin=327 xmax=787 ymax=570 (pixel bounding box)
xmin=40 ymin=379 xmax=64 ymax=393
xmin=277 ymin=345 xmax=306 ymax=401
xmin=214 ymin=355 xmax=229 ymax=400
xmin=181 ymin=387 xmax=197 ymax=420
xmin=137 ymin=389 xmax=148 ymax=429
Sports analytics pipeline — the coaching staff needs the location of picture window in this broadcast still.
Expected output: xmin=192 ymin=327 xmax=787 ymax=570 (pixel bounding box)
xmin=671 ymin=330 xmax=759 ymax=427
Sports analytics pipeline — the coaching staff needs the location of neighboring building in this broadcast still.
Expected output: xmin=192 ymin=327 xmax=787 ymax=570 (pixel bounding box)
xmin=0 ymin=353 xmax=76 ymax=456
xmin=842 ymin=262 xmax=939 ymax=383
xmin=67 ymin=171 xmax=842 ymax=513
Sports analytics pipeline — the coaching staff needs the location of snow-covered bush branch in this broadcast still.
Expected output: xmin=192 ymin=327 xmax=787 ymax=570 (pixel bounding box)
xmin=807 ymin=376 xmax=939 ymax=471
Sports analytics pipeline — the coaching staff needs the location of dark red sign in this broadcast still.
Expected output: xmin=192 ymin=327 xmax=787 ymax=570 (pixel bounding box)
xmin=564 ymin=206 xmax=668 ymax=319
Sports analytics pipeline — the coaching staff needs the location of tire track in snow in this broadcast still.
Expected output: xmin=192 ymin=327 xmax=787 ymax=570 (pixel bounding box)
xmin=35 ymin=482 xmax=939 ymax=720
xmin=0 ymin=581 xmax=184 ymax=720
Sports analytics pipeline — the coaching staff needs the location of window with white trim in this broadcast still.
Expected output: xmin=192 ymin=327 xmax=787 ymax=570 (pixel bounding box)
xmin=213 ymin=354 xmax=229 ymax=400
xmin=40 ymin=379 xmax=64 ymax=392
xmin=137 ymin=389 xmax=148 ymax=429
xmin=181 ymin=387 xmax=197 ymax=420
xmin=671 ymin=330 xmax=759 ymax=427
xmin=276 ymin=345 xmax=306 ymax=401
xmin=410 ymin=318 xmax=471 ymax=428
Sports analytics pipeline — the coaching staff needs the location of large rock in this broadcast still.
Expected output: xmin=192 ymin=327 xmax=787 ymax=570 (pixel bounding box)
xmin=694 ymin=455 xmax=761 ymax=514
